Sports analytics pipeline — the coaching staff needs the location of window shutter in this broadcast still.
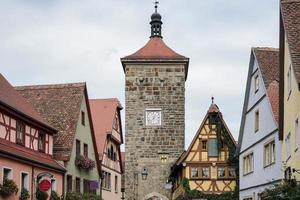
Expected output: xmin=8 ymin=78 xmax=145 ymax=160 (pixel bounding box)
xmin=208 ymin=139 xmax=218 ymax=157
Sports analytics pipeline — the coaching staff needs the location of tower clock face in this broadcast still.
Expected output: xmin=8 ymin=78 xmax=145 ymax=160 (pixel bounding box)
xmin=145 ymin=109 xmax=161 ymax=126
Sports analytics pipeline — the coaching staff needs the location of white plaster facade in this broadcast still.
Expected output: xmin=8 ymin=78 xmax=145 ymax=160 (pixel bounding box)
xmin=238 ymin=50 xmax=283 ymax=200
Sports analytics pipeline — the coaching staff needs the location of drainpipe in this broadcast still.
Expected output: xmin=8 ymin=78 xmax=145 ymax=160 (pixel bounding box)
xmin=31 ymin=166 xmax=34 ymax=200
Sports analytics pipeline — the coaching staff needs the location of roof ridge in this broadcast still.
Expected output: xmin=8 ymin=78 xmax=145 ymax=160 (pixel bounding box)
xmin=15 ymin=82 xmax=86 ymax=90
xmin=281 ymin=0 xmax=300 ymax=4
xmin=252 ymin=47 xmax=279 ymax=51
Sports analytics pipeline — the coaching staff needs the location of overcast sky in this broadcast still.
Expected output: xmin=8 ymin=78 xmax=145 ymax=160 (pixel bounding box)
xmin=0 ymin=0 xmax=279 ymax=149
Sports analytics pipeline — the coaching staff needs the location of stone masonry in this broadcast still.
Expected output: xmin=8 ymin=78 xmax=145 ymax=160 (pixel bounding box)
xmin=124 ymin=63 xmax=186 ymax=200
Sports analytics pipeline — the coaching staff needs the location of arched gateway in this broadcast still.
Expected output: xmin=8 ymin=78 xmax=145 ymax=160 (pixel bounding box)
xmin=143 ymin=192 xmax=169 ymax=200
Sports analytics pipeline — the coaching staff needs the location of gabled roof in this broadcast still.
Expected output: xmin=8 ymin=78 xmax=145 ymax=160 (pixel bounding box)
xmin=253 ymin=48 xmax=279 ymax=87
xmin=0 ymin=74 xmax=54 ymax=131
xmin=281 ymin=0 xmax=300 ymax=85
xmin=237 ymin=48 xmax=279 ymax=154
xmin=0 ymin=138 xmax=65 ymax=172
xmin=89 ymin=98 xmax=123 ymax=160
xmin=174 ymin=103 xmax=236 ymax=168
xmin=121 ymin=37 xmax=188 ymax=62
xmin=253 ymin=48 xmax=279 ymax=123
xmin=15 ymin=83 xmax=86 ymax=161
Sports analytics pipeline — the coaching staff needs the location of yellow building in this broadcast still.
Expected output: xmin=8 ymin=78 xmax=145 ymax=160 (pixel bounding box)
xmin=169 ymin=100 xmax=237 ymax=200
xmin=279 ymin=0 xmax=300 ymax=181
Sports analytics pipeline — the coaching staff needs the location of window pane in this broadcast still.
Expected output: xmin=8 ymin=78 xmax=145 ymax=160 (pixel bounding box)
xmin=208 ymin=139 xmax=218 ymax=157
xmin=218 ymin=167 xmax=226 ymax=178
xmin=202 ymin=167 xmax=209 ymax=178
xmin=191 ymin=167 xmax=198 ymax=178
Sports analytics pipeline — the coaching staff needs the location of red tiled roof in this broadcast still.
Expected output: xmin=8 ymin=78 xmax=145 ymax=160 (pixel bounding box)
xmin=281 ymin=0 xmax=300 ymax=84
xmin=253 ymin=48 xmax=279 ymax=123
xmin=0 ymin=138 xmax=65 ymax=172
xmin=15 ymin=83 xmax=86 ymax=161
xmin=253 ymin=48 xmax=279 ymax=87
xmin=0 ymin=74 xmax=54 ymax=130
xmin=207 ymin=103 xmax=220 ymax=113
xmin=121 ymin=37 xmax=188 ymax=61
xmin=89 ymin=98 xmax=122 ymax=160
xmin=267 ymin=81 xmax=279 ymax=123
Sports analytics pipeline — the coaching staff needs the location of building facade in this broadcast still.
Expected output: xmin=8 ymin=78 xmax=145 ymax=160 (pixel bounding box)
xmin=170 ymin=101 xmax=237 ymax=200
xmin=90 ymin=99 xmax=124 ymax=200
xmin=121 ymin=6 xmax=189 ymax=200
xmin=238 ymin=48 xmax=282 ymax=200
xmin=279 ymin=0 xmax=300 ymax=182
xmin=16 ymin=83 xmax=101 ymax=196
xmin=0 ymin=74 xmax=65 ymax=200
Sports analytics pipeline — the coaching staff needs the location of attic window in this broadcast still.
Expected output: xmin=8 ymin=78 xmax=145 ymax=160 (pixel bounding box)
xmin=254 ymin=75 xmax=259 ymax=93
xmin=81 ymin=111 xmax=85 ymax=126
xmin=255 ymin=110 xmax=259 ymax=133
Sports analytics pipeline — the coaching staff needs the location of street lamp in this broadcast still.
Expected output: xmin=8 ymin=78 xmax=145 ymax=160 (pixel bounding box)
xmin=141 ymin=168 xmax=148 ymax=180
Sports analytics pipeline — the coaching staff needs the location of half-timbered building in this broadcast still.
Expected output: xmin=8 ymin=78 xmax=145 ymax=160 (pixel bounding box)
xmin=89 ymin=98 xmax=124 ymax=200
xmin=170 ymin=100 xmax=237 ymax=199
xmin=0 ymin=74 xmax=65 ymax=199
xmin=15 ymin=82 xmax=101 ymax=196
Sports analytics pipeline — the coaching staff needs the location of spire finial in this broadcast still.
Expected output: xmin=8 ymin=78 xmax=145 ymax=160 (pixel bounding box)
xmin=211 ymin=96 xmax=214 ymax=104
xmin=154 ymin=1 xmax=159 ymax=13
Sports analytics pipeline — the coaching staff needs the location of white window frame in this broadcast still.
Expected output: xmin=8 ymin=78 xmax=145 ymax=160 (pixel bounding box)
xmin=20 ymin=171 xmax=29 ymax=190
xmin=2 ymin=167 xmax=13 ymax=181
xmin=145 ymin=108 xmax=162 ymax=126
xmin=243 ymin=152 xmax=254 ymax=175
xmin=263 ymin=139 xmax=276 ymax=167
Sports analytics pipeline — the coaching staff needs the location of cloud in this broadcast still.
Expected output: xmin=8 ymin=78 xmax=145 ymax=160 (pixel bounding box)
xmin=0 ymin=0 xmax=279 ymax=149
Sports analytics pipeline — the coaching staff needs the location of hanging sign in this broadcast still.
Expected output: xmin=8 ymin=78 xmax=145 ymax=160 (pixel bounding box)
xmin=38 ymin=179 xmax=51 ymax=192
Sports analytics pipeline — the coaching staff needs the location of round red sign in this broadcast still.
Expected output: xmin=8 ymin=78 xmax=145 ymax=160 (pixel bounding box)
xmin=38 ymin=179 xmax=51 ymax=192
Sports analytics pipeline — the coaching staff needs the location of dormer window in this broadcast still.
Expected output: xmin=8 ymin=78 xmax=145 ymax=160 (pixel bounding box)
xmin=254 ymin=75 xmax=259 ymax=93
xmin=38 ymin=132 xmax=46 ymax=152
xmin=16 ymin=121 xmax=25 ymax=145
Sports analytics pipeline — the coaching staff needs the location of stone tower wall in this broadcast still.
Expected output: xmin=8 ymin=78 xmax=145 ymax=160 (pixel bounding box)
xmin=124 ymin=63 xmax=186 ymax=200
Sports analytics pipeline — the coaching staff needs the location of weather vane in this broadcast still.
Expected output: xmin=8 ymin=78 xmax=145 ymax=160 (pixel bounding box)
xmin=211 ymin=96 xmax=214 ymax=104
xmin=154 ymin=1 xmax=159 ymax=13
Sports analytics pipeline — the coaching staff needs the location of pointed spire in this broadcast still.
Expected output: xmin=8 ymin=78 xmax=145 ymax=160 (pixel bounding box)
xmin=208 ymin=97 xmax=220 ymax=113
xmin=150 ymin=1 xmax=163 ymax=38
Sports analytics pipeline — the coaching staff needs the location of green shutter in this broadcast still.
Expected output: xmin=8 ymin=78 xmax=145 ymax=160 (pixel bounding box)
xmin=208 ymin=139 xmax=218 ymax=157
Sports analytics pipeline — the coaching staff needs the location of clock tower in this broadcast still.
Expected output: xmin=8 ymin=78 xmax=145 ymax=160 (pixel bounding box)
xmin=121 ymin=4 xmax=189 ymax=200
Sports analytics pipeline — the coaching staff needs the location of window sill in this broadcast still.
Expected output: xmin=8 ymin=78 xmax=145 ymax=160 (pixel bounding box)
xmin=264 ymin=162 xmax=275 ymax=168
xmin=243 ymin=171 xmax=253 ymax=176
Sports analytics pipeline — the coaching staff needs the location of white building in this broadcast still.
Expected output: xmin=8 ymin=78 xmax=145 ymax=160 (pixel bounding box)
xmin=238 ymin=48 xmax=283 ymax=200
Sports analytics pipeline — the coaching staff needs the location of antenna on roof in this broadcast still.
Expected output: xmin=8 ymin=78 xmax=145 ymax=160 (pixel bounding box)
xmin=154 ymin=1 xmax=159 ymax=13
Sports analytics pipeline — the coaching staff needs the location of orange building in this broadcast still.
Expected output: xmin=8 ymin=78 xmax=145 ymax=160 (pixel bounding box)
xmin=0 ymin=74 xmax=65 ymax=200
